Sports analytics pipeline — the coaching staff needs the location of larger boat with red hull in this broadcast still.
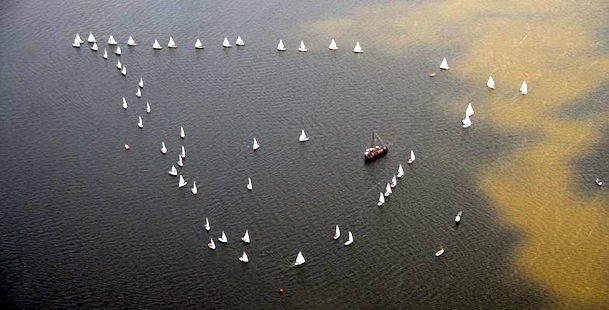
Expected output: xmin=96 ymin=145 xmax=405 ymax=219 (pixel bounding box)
xmin=364 ymin=132 xmax=388 ymax=162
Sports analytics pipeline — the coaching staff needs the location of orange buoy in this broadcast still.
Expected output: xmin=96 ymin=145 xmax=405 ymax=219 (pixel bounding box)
xmin=124 ymin=144 xmax=130 ymax=150
xmin=278 ymin=288 xmax=284 ymax=295
xmin=524 ymin=72 xmax=529 ymax=78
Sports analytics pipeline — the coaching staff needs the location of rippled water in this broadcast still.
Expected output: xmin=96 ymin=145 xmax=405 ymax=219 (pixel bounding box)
xmin=1 ymin=0 xmax=607 ymax=309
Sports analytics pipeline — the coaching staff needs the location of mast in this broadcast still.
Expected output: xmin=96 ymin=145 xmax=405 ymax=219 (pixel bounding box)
xmin=370 ymin=131 xmax=376 ymax=148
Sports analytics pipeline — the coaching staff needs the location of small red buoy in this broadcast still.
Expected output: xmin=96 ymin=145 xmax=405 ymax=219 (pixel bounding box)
xmin=124 ymin=144 xmax=130 ymax=150
xmin=429 ymin=72 xmax=436 ymax=77
xmin=278 ymin=288 xmax=284 ymax=295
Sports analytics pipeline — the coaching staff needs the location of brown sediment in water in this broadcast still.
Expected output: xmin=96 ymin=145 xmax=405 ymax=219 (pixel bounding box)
xmin=308 ymin=0 xmax=609 ymax=308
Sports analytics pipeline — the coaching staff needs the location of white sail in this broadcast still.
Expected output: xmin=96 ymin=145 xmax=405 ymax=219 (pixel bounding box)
xmin=179 ymin=175 xmax=187 ymax=188
xmin=378 ymin=192 xmax=385 ymax=206
xmin=161 ymin=142 xmax=167 ymax=154
xmin=408 ymin=150 xmax=415 ymax=164
xmin=204 ymin=218 xmax=210 ymax=231
xmin=333 ymin=225 xmax=340 ymax=240
xmin=87 ymin=32 xmax=96 ymax=43
xmin=195 ymin=38 xmax=203 ymax=49
xmin=222 ymin=37 xmax=231 ymax=48
xmin=246 ymin=177 xmax=252 ymax=191
xmin=440 ymin=57 xmax=449 ymax=70
xmin=238 ymin=251 xmax=249 ymax=263
xmin=181 ymin=145 xmax=186 ymax=159
xmin=298 ymin=40 xmax=307 ymax=52
xmin=122 ymin=97 xmax=128 ymax=109
xmin=153 ymin=39 xmax=162 ymax=50
xmin=384 ymin=182 xmax=392 ymax=197
xmin=487 ymin=76 xmax=495 ymax=89
xmin=299 ymin=130 xmax=309 ymax=142
xmin=328 ymin=39 xmax=338 ymax=50
xmin=138 ymin=77 xmax=144 ymax=88
xmin=103 ymin=49 xmax=108 ymax=59
xmin=177 ymin=155 xmax=183 ymax=167
xmin=108 ymin=35 xmax=117 ymax=45
xmin=75 ymin=33 xmax=84 ymax=44
xmin=191 ymin=181 xmax=198 ymax=195
xmin=168 ymin=165 xmax=178 ymax=176
xmin=465 ymin=103 xmax=474 ymax=117
xmin=136 ymin=87 xmax=141 ymax=98
xmin=520 ymin=80 xmax=528 ymax=95
xmin=353 ymin=41 xmax=363 ymax=53
xmin=208 ymin=237 xmax=216 ymax=249
xmin=252 ymin=138 xmax=259 ymax=150
xmin=218 ymin=231 xmax=228 ymax=243
xmin=455 ymin=211 xmax=462 ymax=223
xmin=121 ymin=66 xmax=126 ymax=76
xmin=435 ymin=247 xmax=445 ymax=257
xmin=91 ymin=42 xmax=98 ymax=51
xmin=390 ymin=175 xmax=397 ymax=188
xmin=180 ymin=126 xmax=185 ymax=139
xmin=168 ymin=36 xmax=177 ymax=48
xmin=115 ymin=45 xmax=122 ymax=55
xmin=277 ymin=39 xmax=286 ymax=51
xmin=116 ymin=59 xmax=122 ymax=69
xmin=462 ymin=115 xmax=472 ymax=128
xmin=295 ymin=251 xmax=305 ymax=266
xmin=344 ymin=231 xmax=353 ymax=246
xmin=235 ymin=36 xmax=244 ymax=46
xmin=137 ymin=115 xmax=143 ymax=128
xmin=397 ymin=164 xmax=404 ymax=178
xmin=242 ymin=230 xmax=250 ymax=243
xmin=127 ymin=36 xmax=136 ymax=46
xmin=146 ymin=102 xmax=151 ymax=113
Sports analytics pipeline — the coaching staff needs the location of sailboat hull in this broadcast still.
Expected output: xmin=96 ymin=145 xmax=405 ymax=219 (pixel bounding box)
xmin=364 ymin=145 xmax=388 ymax=162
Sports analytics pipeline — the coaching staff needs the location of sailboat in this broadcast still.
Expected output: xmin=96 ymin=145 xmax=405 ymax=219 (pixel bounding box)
xmin=390 ymin=175 xmax=397 ymax=188
xmin=204 ymin=218 xmax=210 ymax=231
xmin=238 ymin=251 xmax=249 ymax=263
xmin=455 ymin=211 xmax=463 ymax=224
xmin=122 ymin=97 xmax=128 ymax=109
xmin=195 ymin=38 xmax=203 ymax=49
xmin=161 ymin=142 xmax=167 ymax=154
xmin=178 ymin=175 xmax=187 ymax=188
xmin=125 ymin=36 xmax=135 ymax=46
xmin=465 ymin=103 xmax=474 ymax=117
xmin=235 ymin=36 xmax=245 ymax=46
xmin=298 ymin=41 xmax=307 ymax=52
xmin=520 ymin=80 xmax=528 ymax=95
xmin=180 ymin=126 xmax=185 ymax=139
xmin=277 ymin=39 xmax=286 ymax=51
xmin=137 ymin=116 xmax=143 ymax=129
xmin=115 ymin=45 xmax=122 ymax=55
xmin=377 ymin=192 xmax=385 ymax=206
xmin=121 ymin=66 xmax=126 ymax=76
xmin=487 ymin=76 xmax=495 ymax=89
xmin=218 ymin=231 xmax=228 ymax=243
xmin=295 ymin=251 xmax=305 ymax=266
xmin=168 ymin=165 xmax=178 ymax=176
xmin=328 ymin=39 xmax=338 ymax=50
xmin=153 ymin=39 xmax=162 ymax=50
xmin=91 ymin=42 xmax=98 ymax=51
xmin=87 ymin=32 xmax=96 ymax=43
xmin=596 ymin=178 xmax=603 ymax=186
xmin=136 ymin=87 xmax=141 ymax=98
xmin=145 ymin=102 xmax=150 ymax=113
xmin=353 ymin=41 xmax=363 ymax=53
xmin=397 ymin=164 xmax=404 ymax=178
xmin=384 ymin=182 xmax=392 ymax=197
xmin=168 ymin=36 xmax=177 ymax=48
xmin=439 ymin=58 xmax=449 ymax=70
xmin=332 ymin=225 xmax=340 ymax=240
xmin=408 ymin=150 xmax=415 ymax=164
xmin=108 ymin=35 xmax=117 ymax=45
xmin=191 ymin=181 xmax=198 ymax=195
xmin=222 ymin=37 xmax=231 ymax=48
xmin=299 ymin=130 xmax=309 ymax=142
xmin=116 ymin=59 xmax=122 ymax=69
xmin=75 ymin=33 xmax=84 ymax=44
xmin=252 ymin=138 xmax=259 ymax=150
xmin=462 ymin=115 xmax=472 ymax=128
xmin=246 ymin=177 xmax=252 ymax=191
xmin=72 ymin=34 xmax=81 ymax=47
xmin=344 ymin=231 xmax=354 ymax=246
xmin=364 ymin=132 xmax=388 ymax=162
xmin=208 ymin=237 xmax=216 ymax=249
xmin=242 ymin=230 xmax=250 ymax=243
xmin=177 ymin=155 xmax=183 ymax=167
xmin=138 ymin=77 xmax=144 ymax=88
xmin=103 ymin=49 xmax=108 ymax=59
xmin=435 ymin=246 xmax=445 ymax=257
xmin=180 ymin=145 xmax=186 ymax=159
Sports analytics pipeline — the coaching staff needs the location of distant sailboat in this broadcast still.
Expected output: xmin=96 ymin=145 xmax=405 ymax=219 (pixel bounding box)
xmin=146 ymin=102 xmax=150 ymax=113
xmin=465 ymin=103 xmax=474 ymax=117
xmin=487 ymin=76 xmax=495 ymax=89
xmin=208 ymin=237 xmax=216 ymax=249
xmin=246 ymin=177 xmax=252 ymax=191
xmin=344 ymin=231 xmax=353 ymax=246
xmin=222 ymin=37 xmax=231 ymax=48
xmin=218 ymin=231 xmax=228 ymax=243
xmin=168 ymin=36 xmax=177 ymax=48
xmin=462 ymin=115 xmax=472 ymax=128
xmin=153 ymin=39 xmax=162 ymax=50
xmin=122 ymin=97 xmax=128 ymax=109
xmin=238 ymin=251 xmax=249 ymax=263
xmin=181 ymin=145 xmax=185 ymax=159
xmin=596 ymin=178 xmax=603 ymax=186
xmin=87 ymin=32 xmax=96 ymax=43
xmin=161 ymin=142 xmax=167 ymax=154
xmin=252 ymin=138 xmax=259 ymax=150
xmin=277 ymin=39 xmax=286 ymax=51
xmin=108 ymin=35 xmax=117 ymax=45
xmin=295 ymin=251 xmax=305 ymax=266
xmin=298 ymin=41 xmax=307 ymax=52
xmin=136 ymin=87 xmax=141 ymax=98
xmin=191 ymin=181 xmax=198 ymax=195
xmin=397 ymin=164 xmax=404 ymax=178
xmin=235 ymin=36 xmax=245 ymax=46
xmin=242 ymin=230 xmax=250 ymax=243
xmin=408 ymin=150 xmax=415 ymax=164
xmin=328 ymin=39 xmax=338 ymax=50
xmin=127 ymin=36 xmax=136 ymax=46
xmin=116 ymin=59 xmax=122 ymax=69
xmin=204 ymin=218 xmax=210 ymax=231
xmin=75 ymin=33 xmax=84 ymax=44
xmin=103 ymin=49 xmax=108 ymax=59
xmin=121 ymin=66 xmax=126 ymax=76
xmin=384 ymin=182 xmax=392 ymax=197
xmin=435 ymin=246 xmax=445 ymax=257
xmin=137 ymin=116 xmax=143 ymax=129
xmin=440 ymin=58 xmax=449 ymax=70
xmin=168 ymin=165 xmax=178 ymax=176
xmin=390 ymin=175 xmax=397 ymax=188
xmin=138 ymin=77 xmax=144 ymax=88
xmin=72 ymin=35 xmax=81 ymax=47
xmin=299 ymin=130 xmax=309 ymax=142
xmin=195 ymin=38 xmax=203 ymax=49
xmin=177 ymin=155 xmax=183 ymax=167
xmin=378 ymin=192 xmax=385 ymax=206
xmin=520 ymin=80 xmax=528 ymax=95
xmin=180 ymin=126 xmax=185 ymax=139
xmin=353 ymin=41 xmax=363 ymax=53
xmin=91 ymin=42 xmax=98 ymax=51
xmin=179 ymin=175 xmax=187 ymax=188
xmin=455 ymin=211 xmax=463 ymax=224
xmin=115 ymin=45 xmax=122 ymax=55
xmin=332 ymin=225 xmax=341 ymax=240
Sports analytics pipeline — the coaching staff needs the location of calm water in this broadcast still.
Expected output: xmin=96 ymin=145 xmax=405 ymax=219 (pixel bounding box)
xmin=1 ymin=0 xmax=607 ymax=309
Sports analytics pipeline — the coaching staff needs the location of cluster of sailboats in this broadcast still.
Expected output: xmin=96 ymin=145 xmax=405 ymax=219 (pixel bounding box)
xmin=377 ymin=151 xmax=414 ymax=206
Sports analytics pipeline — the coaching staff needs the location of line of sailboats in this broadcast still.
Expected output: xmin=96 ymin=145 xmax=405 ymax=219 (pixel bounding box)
xmin=377 ymin=151 xmax=414 ymax=206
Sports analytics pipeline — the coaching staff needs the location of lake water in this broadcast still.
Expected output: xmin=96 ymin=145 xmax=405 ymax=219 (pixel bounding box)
xmin=1 ymin=0 xmax=608 ymax=308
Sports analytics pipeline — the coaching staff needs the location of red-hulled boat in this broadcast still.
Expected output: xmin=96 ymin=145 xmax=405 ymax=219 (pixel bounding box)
xmin=364 ymin=132 xmax=388 ymax=162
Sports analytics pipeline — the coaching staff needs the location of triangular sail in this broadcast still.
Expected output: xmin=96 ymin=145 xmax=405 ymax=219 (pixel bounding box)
xmin=137 ymin=116 xmax=143 ymax=128
xmin=246 ymin=177 xmax=252 ymax=191
xmin=204 ymin=218 xmax=210 ymax=231
xmin=177 ymin=155 xmax=183 ymax=167
xmin=91 ymin=43 xmax=98 ymax=51
xmin=378 ymin=192 xmax=385 ymax=206
xmin=195 ymin=38 xmax=203 ymax=49
xmin=344 ymin=231 xmax=353 ymax=246
xmin=208 ymin=237 xmax=216 ymax=249
xmin=353 ymin=41 xmax=363 ymax=53
xmin=328 ymin=39 xmax=338 ymax=50
xmin=218 ymin=231 xmax=227 ymax=243
xmin=465 ymin=103 xmax=474 ymax=117
xmin=116 ymin=60 xmax=122 ymax=69
xmin=440 ymin=58 xmax=449 ymax=70
xmin=161 ymin=142 xmax=167 ymax=154
xmin=390 ymin=175 xmax=397 ymax=188
xmin=180 ymin=126 xmax=185 ymax=139
xmin=103 ymin=49 xmax=108 ymax=59
xmin=222 ymin=37 xmax=231 ymax=48
xmin=277 ymin=39 xmax=286 ymax=51
xmin=136 ymin=87 xmax=141 ymax=98
xmin=462 ymin=115 xmax=472 ymax=128
xmin=397 ymin=164 xmax=404 ymax=178
xmin=487 ymin=76 xmax=495 ymax=89
xmin=298 ymin=41 xmax=307 ymax=52
xmin=115 ymin=46 xmax=122 ymax=55
xmin=108 ymin=35 xmax=117 ymax=45
xmin=181 ymin=145 xmax=186 ymax=158
xmin=168 ymin=36 xmax=176 ymax=48
xmin=121 ymin=66 xmax=126 ymax=76
xmin=520 ymin=80 xmax=528 ymax=95
xmin=75 ymin=33 xmax=84 ymax=44
xmin=252 ymin=138 xmax=259 ymax=150
xmin=384 ymin=183 xmax=392 ymax=197
xmin=295 ymin=251 xmax=305 ymax=265
xmin=191 ymin=181 xmax=198 ymax=195
xmin=179 ymin=175 xmax=187 ymax=187
xmin=236 ymin=36 xmax=244 ymax=46
xmin=146 ymin=102 xmax=150 ymax=113
xmin=153 ymin=39 xmax=162 ymax=49
xmin=299 ymin=130 xmax=309 ymax=142
xmin=87 ymin=32 xmax=96 ymax=43
xmin=127 ymin=36 xmax=136 ymax=46
xmin=242 ymin=230 xmax=250 ymax=243
xmin=122 ymin=97 xmax=128 ymax=109
xmin=138 ymin=77 xmax=144 ymax=88
xmin=239 ymin=251 xmax=249 ymax=263
xmin=408 ymin=150 xmax=415 ymax=164
xmin=168 ymin=165 xmax=177 ymax=176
